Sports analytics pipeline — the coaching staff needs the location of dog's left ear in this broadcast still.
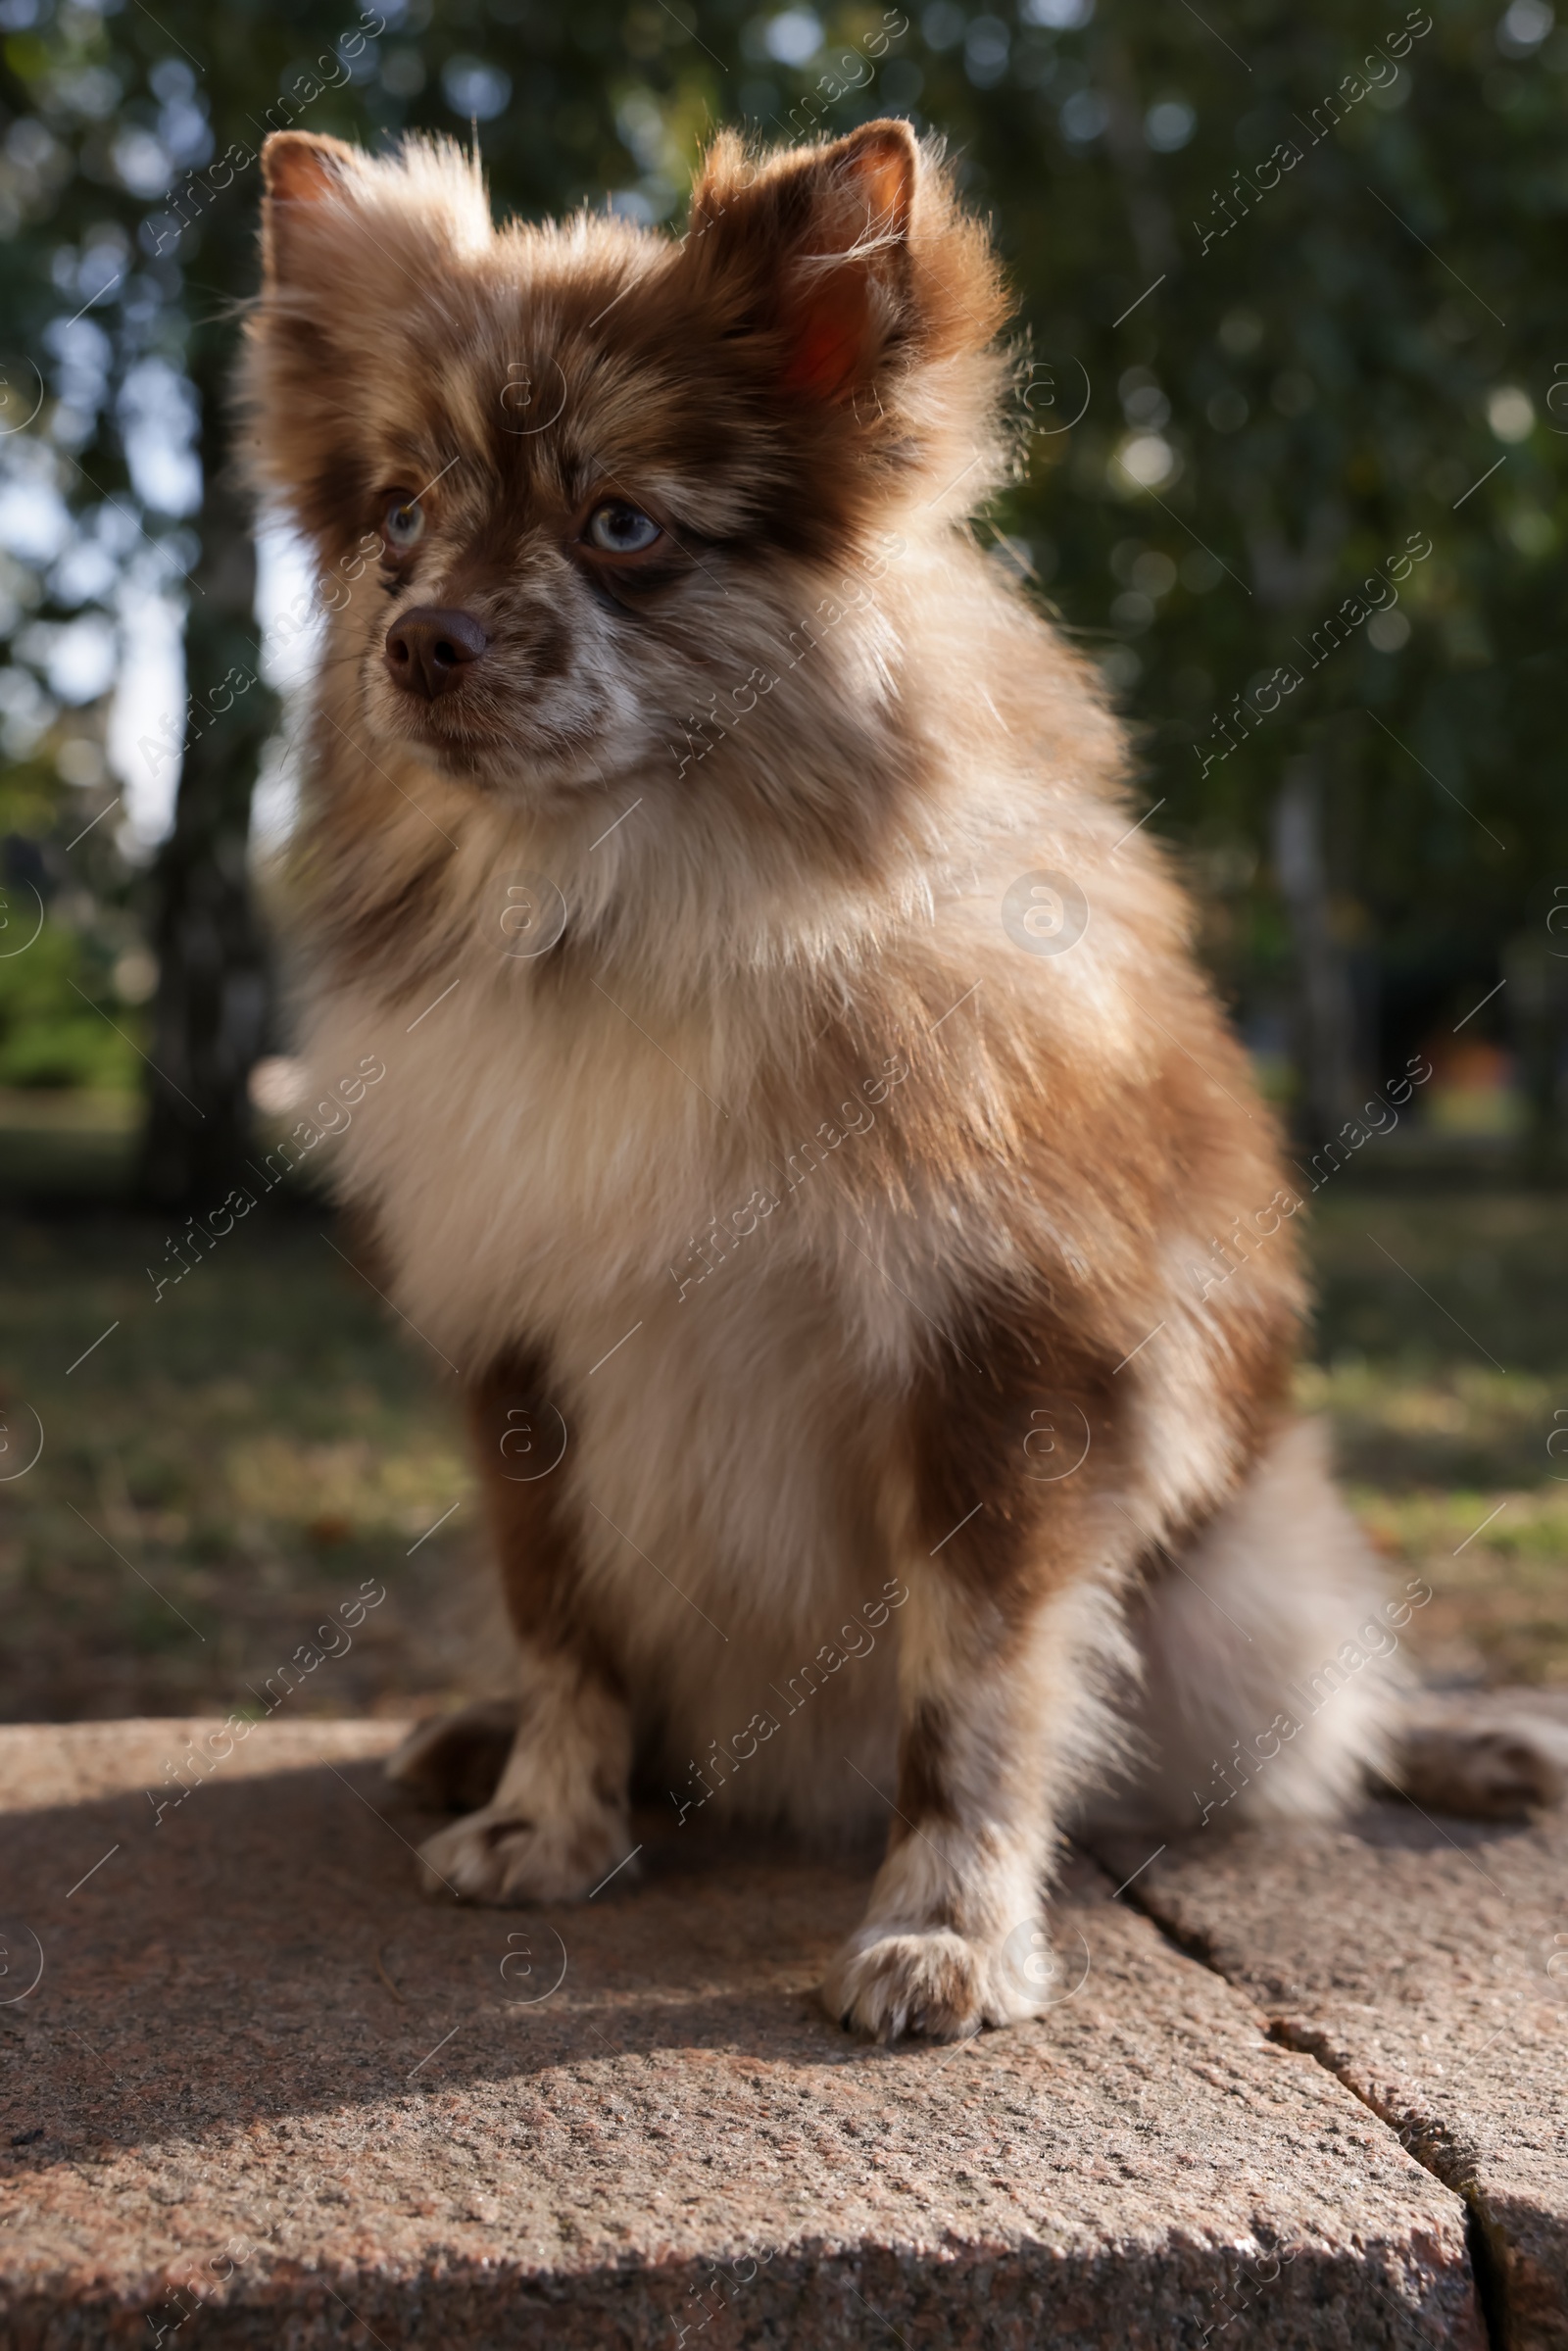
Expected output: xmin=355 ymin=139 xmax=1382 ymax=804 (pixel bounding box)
xmin=685 ymin=122 xmax=937 ymax=405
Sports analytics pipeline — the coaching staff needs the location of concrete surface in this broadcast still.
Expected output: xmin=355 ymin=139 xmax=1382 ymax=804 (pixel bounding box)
xmin=0 ymin=1715 xmax=1530 ymax=2346
xmin=1096 ymin=1690 xmax=1568 ymax=2351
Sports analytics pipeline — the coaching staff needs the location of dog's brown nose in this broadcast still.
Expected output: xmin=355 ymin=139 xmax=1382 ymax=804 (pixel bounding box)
xmin=384 ymin=607 xmax=489 ymax=700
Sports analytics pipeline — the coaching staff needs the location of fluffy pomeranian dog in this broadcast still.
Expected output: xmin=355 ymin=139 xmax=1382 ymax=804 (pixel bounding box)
xmin=244 ymin=121 xmax=1556 ymax=2043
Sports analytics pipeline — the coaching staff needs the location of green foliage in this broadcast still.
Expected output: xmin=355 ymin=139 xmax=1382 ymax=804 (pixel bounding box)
xmin=0 ymin=902 xmax=135 ymax=1084
xmin=0 ymin=0 xmax=1564 ymax=1070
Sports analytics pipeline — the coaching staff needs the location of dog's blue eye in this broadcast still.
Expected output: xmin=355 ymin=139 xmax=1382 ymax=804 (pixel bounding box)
xmin=585 ymin=500 xmax=661 ymax=555
xmin=383 ymin=498 xmax=424 ymax=551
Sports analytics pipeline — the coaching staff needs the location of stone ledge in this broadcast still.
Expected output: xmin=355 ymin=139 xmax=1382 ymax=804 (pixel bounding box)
xmin=0 ymin=1720 xmax=1492 ymax=2347
xmin=1095 ymin=1690 xmax=1568 ymax=2351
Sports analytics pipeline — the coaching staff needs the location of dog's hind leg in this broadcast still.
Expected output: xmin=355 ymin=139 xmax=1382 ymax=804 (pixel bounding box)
xmin=1082 ymin=1419 xmax=1405 ymax=1835
xmin=386 ymin=1699 xmax=522 ymax=1813
xmin=1084 ymin=1417 xmax=1568 ymax=1833
xmin=1381 ymin=1709 xmax=1568 ymax=1819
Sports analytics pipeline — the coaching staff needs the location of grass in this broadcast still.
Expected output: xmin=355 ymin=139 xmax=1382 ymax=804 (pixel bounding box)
xmin=1303 ymin=1189 xmax=1568 ymax=1689
xmin=0 ymin=1209 xmax=480 ymax=1722
xmin=0 ymin=1177 xmax=1564 ymax=1721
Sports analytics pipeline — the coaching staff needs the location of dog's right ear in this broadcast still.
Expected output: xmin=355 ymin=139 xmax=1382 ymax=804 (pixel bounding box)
xmin=260 ymin=131 xmax=357 ymax=289
xmin=256 ymin=131 xmax=492 ymax=307
xmin=244 ymin=132 xmax=493 ymax=549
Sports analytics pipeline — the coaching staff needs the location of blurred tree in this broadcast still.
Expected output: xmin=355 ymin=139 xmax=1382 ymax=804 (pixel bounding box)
xmin=862 ymin=0 xmax=1568 ymax=1143
xmin=1 ymin=0 xmax=1565 ymax=1197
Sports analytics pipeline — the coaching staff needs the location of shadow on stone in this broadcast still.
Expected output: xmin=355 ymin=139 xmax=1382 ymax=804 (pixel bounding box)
xmin=0 ymin=1722 xmax=1489 ymax=2348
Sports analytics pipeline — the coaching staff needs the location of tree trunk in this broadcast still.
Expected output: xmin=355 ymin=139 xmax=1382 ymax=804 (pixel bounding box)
xmin=1094 ymin=31 xmax=1179 ymax=279
xmin=1273 ymin=756 xmax=1357 ymax=1150
xmin=1504 ymin=930 xmax=1566 ymax=1180
xmin=138 ymin=351 xmax=276 ymax=1213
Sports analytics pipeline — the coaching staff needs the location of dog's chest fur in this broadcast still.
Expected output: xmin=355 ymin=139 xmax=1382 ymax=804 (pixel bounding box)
xmin=306 ymin=955 xmax=919 ymax=1803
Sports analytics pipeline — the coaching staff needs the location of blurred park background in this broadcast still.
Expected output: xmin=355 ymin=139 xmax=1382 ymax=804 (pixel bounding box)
xmin=0 ymin=0 xmax=1565 ymax=1720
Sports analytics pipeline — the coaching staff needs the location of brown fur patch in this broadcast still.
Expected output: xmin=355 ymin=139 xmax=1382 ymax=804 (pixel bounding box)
xmin=892 ymin=1697 xmax=959 ymax=1843
xmin=466 ymin=1347 xmax=622 ymax=1701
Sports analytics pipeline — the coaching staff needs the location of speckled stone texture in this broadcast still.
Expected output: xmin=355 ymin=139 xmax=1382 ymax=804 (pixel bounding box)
xmin=0 ymin=1720 xmax=1484 ymax=2348
xmin=1095 ymin=1690 xmax=1568 ymax=2351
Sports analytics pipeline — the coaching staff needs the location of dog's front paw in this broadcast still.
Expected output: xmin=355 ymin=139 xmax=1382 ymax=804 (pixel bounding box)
xmin=821 ymin=1924 xmax=1042 ymax=2044
xmin=416 ymin=1801 xmax=635 ymax=1906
